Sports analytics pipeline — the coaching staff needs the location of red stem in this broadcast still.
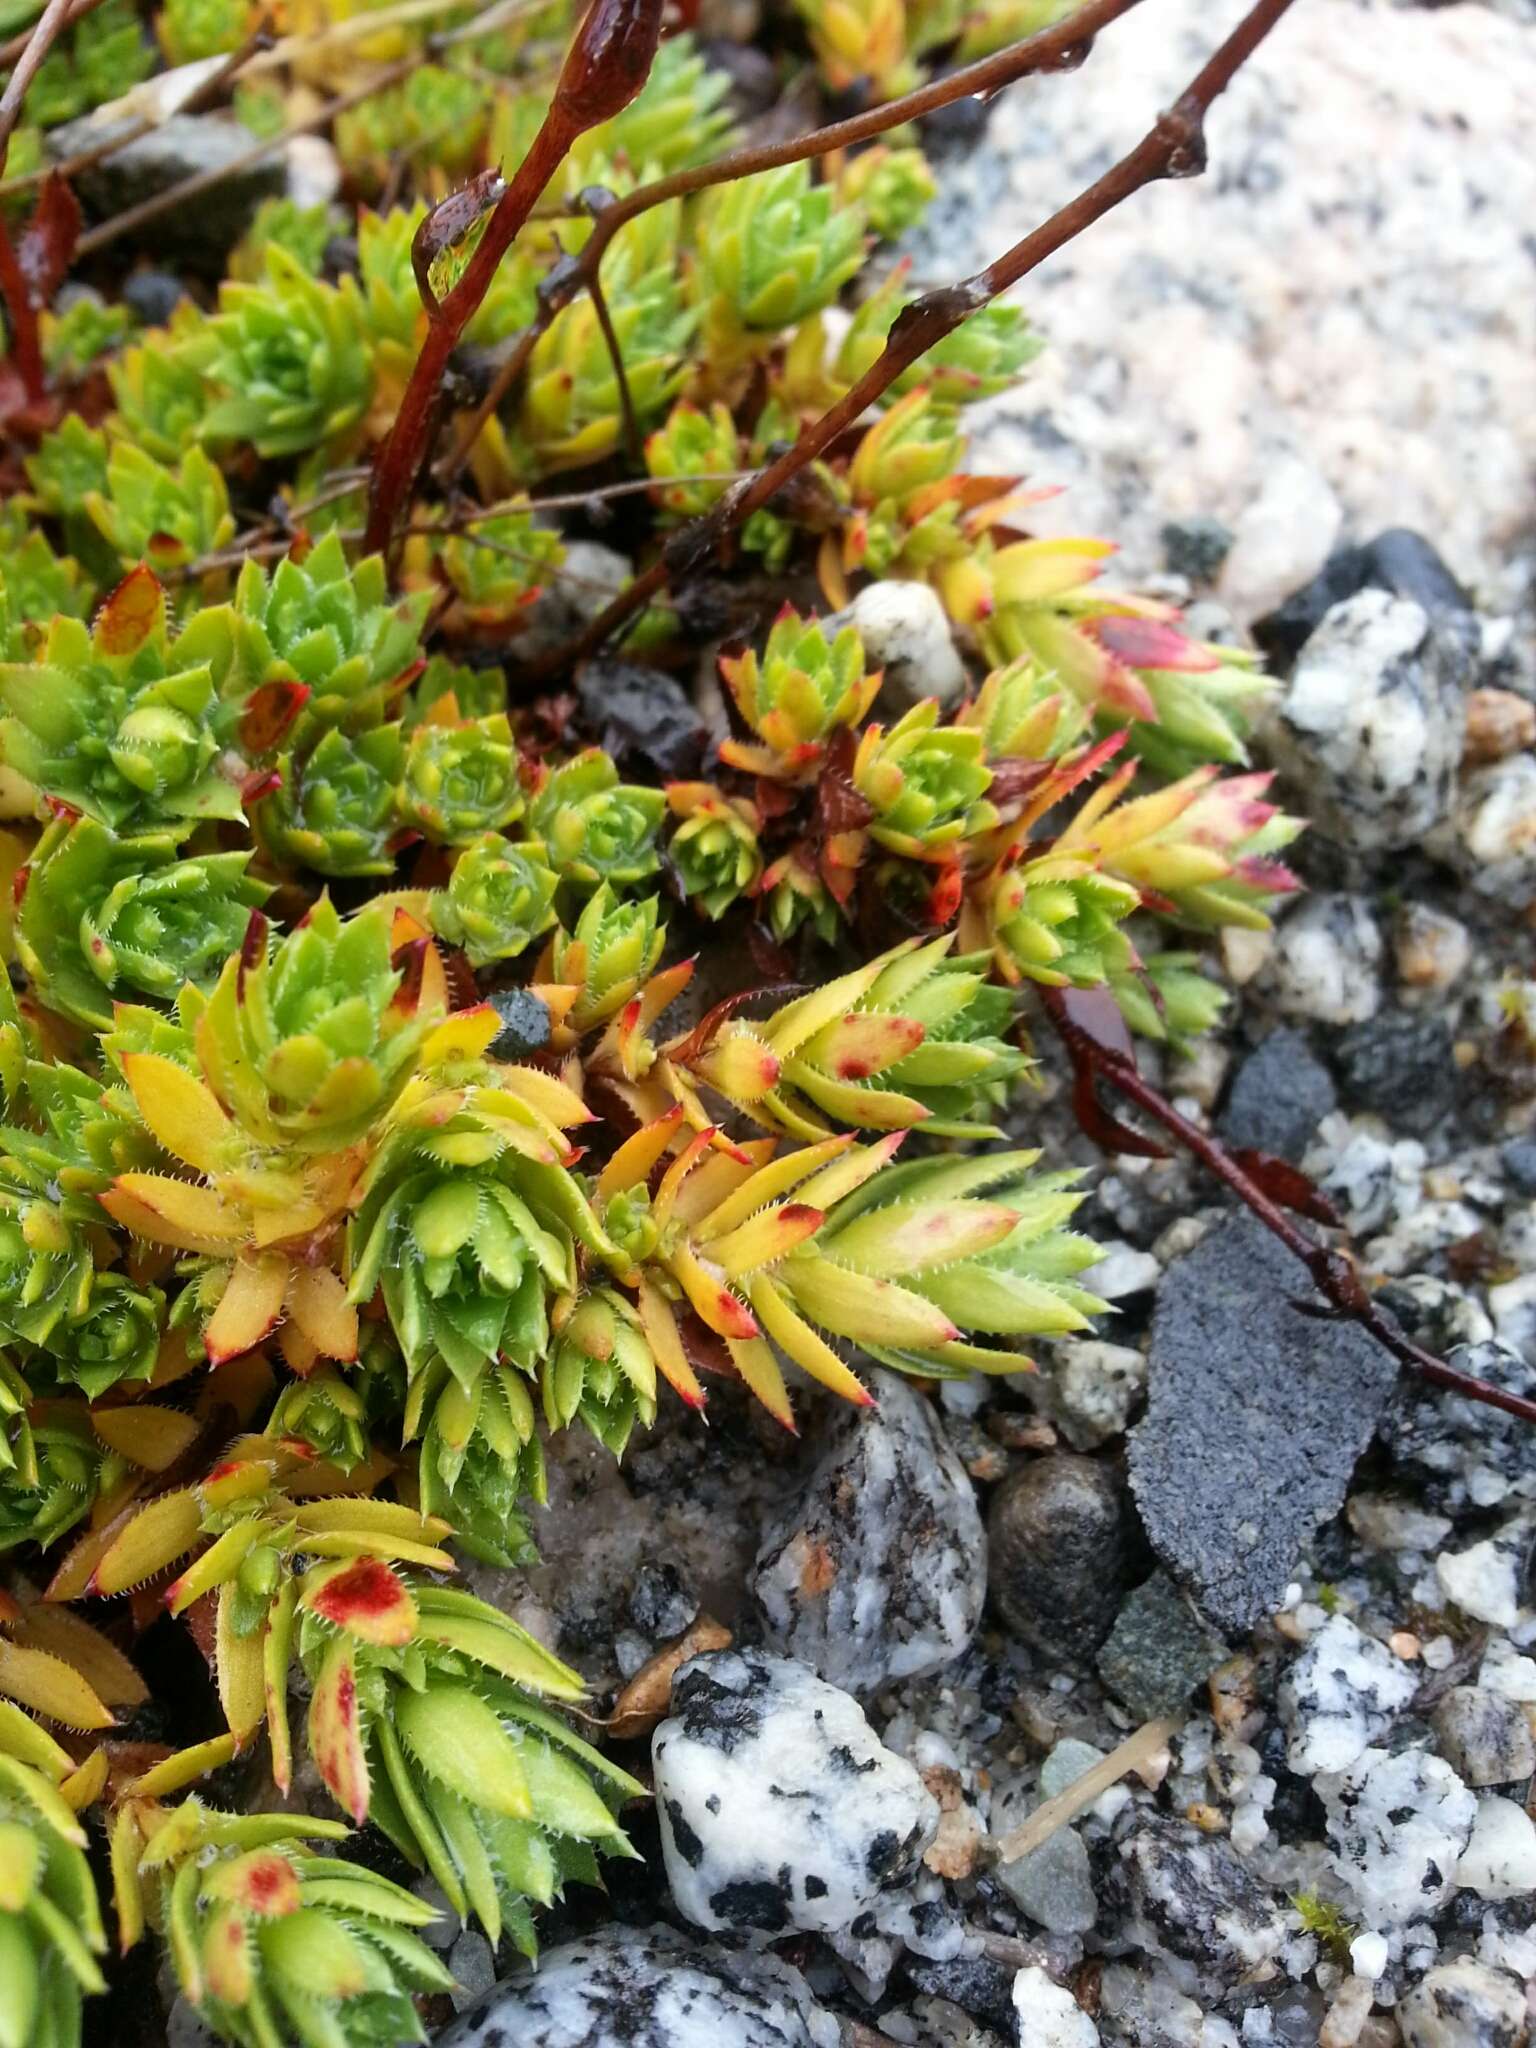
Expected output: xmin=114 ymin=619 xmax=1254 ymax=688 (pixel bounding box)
xmin=1042 ymin=987 xmax=1536 ymax=1428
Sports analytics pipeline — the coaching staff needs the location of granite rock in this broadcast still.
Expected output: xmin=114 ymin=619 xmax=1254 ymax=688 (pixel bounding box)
xmin=1266 ymin=895 xmax=1383 ymax=1026
xmin=751 ymin=1370 xmax=985 ymax=1693
xmin=1129 ymin=1216 xmax=1399 ymax=1631
xmin=652 ymin=1649 xmax=937 ymax=1936
xmin=1318 ymin=1746 xmax=1476 ymax=1927
xmin=901 ymin=0 xmax=1536 ymax=606
xmin=434 ymin=1923 xmax=841 ymax=2047
xmin=1114 ymin=1815 xmax=1288 ymax=1988
xmin=1278 ymin=1613 xmax=1417 ymax=1777
xmin=1331 ymin=1010 xmax=1460 ymax=1137
xmin=1431 ymin=1687 xmax=1536 ymax=1789
xmin=1264 ymin=589 xmax=1470 ymax=851
xmin=1397 ymin=1961 xmax=1530 ymax=2048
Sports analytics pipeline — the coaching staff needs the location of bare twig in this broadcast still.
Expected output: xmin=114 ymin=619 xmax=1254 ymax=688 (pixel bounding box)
xmin=71 ymin=52 xmax=421 ymax=257
xmin=362 ymin=0 xmax=667 ymax=556
xmin=0 ymin=0 xmax=81 ymax=399
xmin=0 ymin=0 xmax=75 ymax=166
xmin=0 ymin=0 xmax=100 ymax=70
xmin=0 ymin=19 xmax=275 ymax=201
xmin=587 ymin=266 xmax=641 ymax=468
xmin=538 ymin=0 xmax=1300 ymax=672
xmin=996 ymin=1715 xmax=1182 ymax=1863
xmin=441 ymin=0 xmax=1147 ymax=489
xmin=1043 ymin=985 xmax=1536 ymax=1427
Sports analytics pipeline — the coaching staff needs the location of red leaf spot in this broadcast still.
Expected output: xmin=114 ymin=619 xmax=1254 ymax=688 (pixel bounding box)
xmin=310 ymin=1557 xmax=407 ymax=1629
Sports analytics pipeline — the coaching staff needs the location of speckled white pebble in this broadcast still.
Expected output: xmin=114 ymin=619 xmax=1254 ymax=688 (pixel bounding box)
xmin=1278 ymin=1613 xmax=1417 ymax=1777
xmin=653 ymin=1649 xmax=938 ymax=1937
xmin=1012 ymin=1965 xmax=1100 ymax=2046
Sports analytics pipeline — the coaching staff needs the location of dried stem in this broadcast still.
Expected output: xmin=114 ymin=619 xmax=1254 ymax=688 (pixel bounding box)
xmin=442 ymin=0 xmax=1148 ymax=489
xmin=535 ymin=0 xmax=1299 ymax=674
xmin=588 ymin=267 xmax=641 ymax=468
xmin=362 ymin=0 xmax=666 ymax=557
xmin=0 ymin=0 xmax=100 ymax=69
xmin=0 ymin=19 xmax=275 ymax=201
xmin=74 ymin=52 xmax=421 ymax=257
xmin=1042 ymin=986 xmax=1536 ymax=1427
xmin=996 ymin=1714 xmax=1182 ymax=1863
xmin=0 ymin=0 xmax=81 ymax=399
xmin=0 ymin=0 xmax=75 ymax=164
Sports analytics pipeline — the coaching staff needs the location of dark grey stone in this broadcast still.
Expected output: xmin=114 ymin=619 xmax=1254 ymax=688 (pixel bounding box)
xmin=1161 ymin=515 xmax=1235 ymax=583
xmin=121 ymin=269 xmax=187 ymax=326
xmin=1254 ymin=528 xmax=1473 ymax=670
xmin=1127 ymin=1216 xmax=1400 ymax=1631
xmin=1218 ymin=1028 xmax=1337 ymax=1161
xmin=47 ymin=115 xmax=285 ymax=267
xmin=486 ymin=987 xmax=551 ymax=1060
xmin=1332 ymin=1010 xmax=1459 ymax=1136
xmin=1500 ymin=1138 xmax=1536 ymax=1196
xmin=435 ymin=1922 xmax=838 ymax=2047
xmin=576 ymin=659 xmax=706 ymax=782
xmin=1114 ymin=1815 xmax=1288 ymax=1987
xmin=987 ymin=1453 xmax=1133 ymax=1667
xmin=1096 ymin=1570 xmax=1228 ymax=1720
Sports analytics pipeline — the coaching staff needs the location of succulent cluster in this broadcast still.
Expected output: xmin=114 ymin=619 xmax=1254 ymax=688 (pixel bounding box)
xmin=0 ymin=1 xmax=1314 ymax=2038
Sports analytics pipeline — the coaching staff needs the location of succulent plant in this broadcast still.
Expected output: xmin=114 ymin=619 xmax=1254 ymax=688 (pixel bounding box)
xmin=181 ymin=248 xmax=374 ymax=460
xmin=24 ymin=418 xmax=109 ymax=521
xmin=0 ymin=566 xmax=243 ymax=833
xmin=0 ymin=510 xmax=90 ymax=662
xmin=645 ymin=399 xmax=741 ymax=520
xmin=837 ymin=266 xmax=1043 ymax=407
xmin=335 ymin=62 xmax=492 ymax=187
xmin=540 ymin=887 xmax=667 ymax=1034
xmin=438 ymin=507 xmax=565 ymax=627
xmin=794 ymin=0 xmax=912 ymax=96
xmin=719 ymin=608 xmax=882 ymax=782
xmin=524 ymin=206 xmax=694 ymax=471
xmin=526 ymin=750 xmax=665 ymax=891
xmin=228 ymin=534 xmax=431 ymax=746
xmin=697 ymin=164 xmax=866 ymax=337
xmin=583 ymin=32 xmax=737 ymax=175
xmin=84 ymin=441 xmax=234 ymax=574
xmin=41 ymin=289 xmax=132 ymax=380
xmin=112 ymin=1789 xmax=451 ymax=2048
xmin=430 ymin=834 xmax=559 ymax=967
xmin=156 ymin=0 xmax=252 ymax=65
xmin=257 ymin=726 xmax=407 ymax=876
xmin=107 ymin=318 xmax=210 ymax=465
xmin=1109 ymin=950 xmax=1229 ymax=1048
xmin=853 ymin=700 xmax=996 ymax=858
xmin=672 ymin=936 xmax=1027 ymax=1139
xmin=229 ymin=198 xmax=344 ymax=285
xmin=16 ymin=815 xmax=268 ymax=1029
xmin=0 ymin=1702 xmax=106 ymax=2048
xmin=296 ymin=1585 xmax=642 ymax=1948
xmin=396 ymin=712 xmax=524 ymax=845
xmin=0 ymin=1375 xmax=103 ymax=1555
xmin=544 ymin=1288 xmax=657 ymax=1456
xmin=666 ymin=781 xmax=762 ymax=917
xmin=837 ymin=146 xmax=937 ymax=238
xmin=24 ymin=0 xmax=152 ymax=127
xmin=956 ymin=0 xmax=1079 ymax=61
xmin=938 ymin=538 xmax=1276 ymax=771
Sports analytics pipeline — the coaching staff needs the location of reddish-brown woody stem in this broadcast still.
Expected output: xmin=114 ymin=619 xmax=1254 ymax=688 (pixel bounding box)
xmin=534 ymin=0 xmax=1299 ymax=675
xmin=441 ymin=0 xmax=1148 ymax=489
xmin=363 ymin=0 xmax=665 ymax=557
xmin=1043 ymin=985 xmax=1536 ymax=1428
